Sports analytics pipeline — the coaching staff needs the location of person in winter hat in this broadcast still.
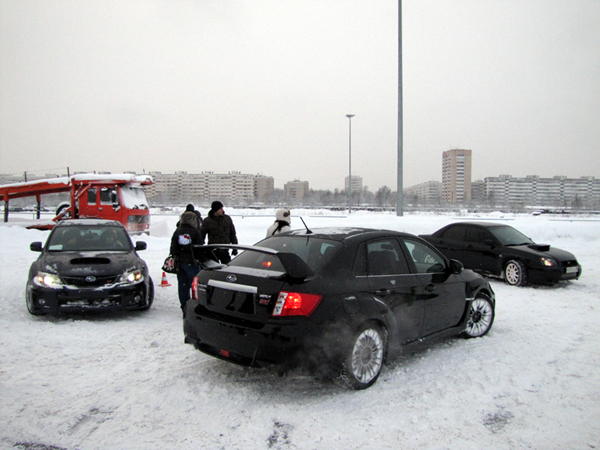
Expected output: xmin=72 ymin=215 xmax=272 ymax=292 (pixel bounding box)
xmin=200 ymin=201 xmax=238 ymax=264
xmin=170 ymin=211 xmax=204 ymax=314
xmin=177 ymin=204 xmax=202 ymax=229
xmin=266 ymin=208 xmax=291 ymax=237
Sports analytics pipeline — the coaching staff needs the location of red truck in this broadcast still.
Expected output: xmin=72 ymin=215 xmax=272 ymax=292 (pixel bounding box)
xmin=1 ymin=173 xmax=153 ymax=233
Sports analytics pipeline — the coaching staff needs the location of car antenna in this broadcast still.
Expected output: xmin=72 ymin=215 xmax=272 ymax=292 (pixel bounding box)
xmin=299 ymin=216 xmax=313 ymax=234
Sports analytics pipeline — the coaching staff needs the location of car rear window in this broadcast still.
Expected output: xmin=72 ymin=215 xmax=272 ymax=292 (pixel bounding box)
xmin=229 ymin=236 xmax=342 ymax=272
xmin=47 ymin=226 xmax=131 ymax=251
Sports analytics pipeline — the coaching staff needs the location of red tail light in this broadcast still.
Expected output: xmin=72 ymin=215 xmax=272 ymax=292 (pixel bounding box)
xmin=272 ymin=291 xmax=322 ymax=317
xmin=191 ymin=276 xmax=199 ymax=300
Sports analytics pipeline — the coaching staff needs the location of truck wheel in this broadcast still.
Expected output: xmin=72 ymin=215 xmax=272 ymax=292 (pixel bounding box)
xmin=55 ymin=203 xmax=71 ymax=219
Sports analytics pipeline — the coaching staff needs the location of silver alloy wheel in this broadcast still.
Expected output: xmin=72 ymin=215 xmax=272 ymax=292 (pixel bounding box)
xmin=464 ymin=297 xmax=494 ymax=337
xmin=505 ymin=261 xmax=523 ymax=285
xmin=350 ymin=328 xmax=384 ymax=385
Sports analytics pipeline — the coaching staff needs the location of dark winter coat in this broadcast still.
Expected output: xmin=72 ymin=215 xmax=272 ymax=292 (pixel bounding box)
xmin=170 ymin=211 xmax=204 ymax=265
xmin=201 ymin=211 xmax=238 ymax=245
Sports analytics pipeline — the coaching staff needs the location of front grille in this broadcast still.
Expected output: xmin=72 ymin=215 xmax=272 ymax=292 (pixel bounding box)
xmin=62 ymin=275 xmax=119 ymax=288
xmin=561 ymin=260 xmax=579 ymax=268
xmin=127 ymin=215 xmax=150 ymax=224
xmin=59 ymin=297 xmax=121 ymax=308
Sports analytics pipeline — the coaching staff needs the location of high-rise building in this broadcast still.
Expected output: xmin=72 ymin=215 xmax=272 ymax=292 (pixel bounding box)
xmin=442 ymin=149 xmax=472 ymax=203
xmin=345 ymin=175 xmax=363 ymax=194
xmin=284 ymin=180 xmax=309 ymax=200
xmin=254 ymin=175 xmax=274 ymax=200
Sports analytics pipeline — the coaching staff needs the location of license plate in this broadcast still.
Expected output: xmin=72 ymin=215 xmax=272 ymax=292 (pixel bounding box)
xmin=566 ymin=266 xmax=579 ymax=274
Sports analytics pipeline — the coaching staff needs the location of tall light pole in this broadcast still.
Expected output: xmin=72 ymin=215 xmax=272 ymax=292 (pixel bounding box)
xmin=346 ymin=114 xmax=355 ymax=214
xmin=397 ymin=0 xmax=404 ymax=216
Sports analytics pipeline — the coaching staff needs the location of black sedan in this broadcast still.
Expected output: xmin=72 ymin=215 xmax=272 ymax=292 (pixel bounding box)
xmin=183 ymin=228 xmax=495 ymax=389
xmin=420 ymin=222 xmax=581 ymax=287
xmin=26 ymin=219 xmax=154 ymax=315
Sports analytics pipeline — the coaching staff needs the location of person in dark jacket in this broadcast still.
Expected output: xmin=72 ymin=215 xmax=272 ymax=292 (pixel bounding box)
xmin=176 ymin=204 xmax=202 ymax=230
xmin=170 ymin=211 xmax=204 ymax=313
xmin=201 ymin=201 xmax=238 ymax=264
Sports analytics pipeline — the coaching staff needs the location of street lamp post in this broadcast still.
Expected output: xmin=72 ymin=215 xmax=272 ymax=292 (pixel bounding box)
xmin=346 ymin=114 xmax=355 ymax=214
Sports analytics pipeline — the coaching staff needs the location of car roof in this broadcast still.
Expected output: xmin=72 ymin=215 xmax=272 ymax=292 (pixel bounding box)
xmin=54 ymin=219 xmax=124 ymax=228
xmin=446 ymin=221 xmax=511 ymax=228
xmin=283 ymin=227 xmax=416 ymax=242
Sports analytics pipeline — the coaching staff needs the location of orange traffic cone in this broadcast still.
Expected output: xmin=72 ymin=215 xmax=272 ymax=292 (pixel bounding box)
xmin=160 ymin=272 xmax=171 ymax=287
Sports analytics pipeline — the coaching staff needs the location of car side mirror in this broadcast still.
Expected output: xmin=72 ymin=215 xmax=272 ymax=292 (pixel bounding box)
xmin=30 ymin=242 xmax=43 ymax=252
xmin=449 ymin=259 xmax=464 ymax=274
xmin=483 ymin=239 xmax=496 ymax=248
xmin=135 ymin=241 xmax=147 ymax=251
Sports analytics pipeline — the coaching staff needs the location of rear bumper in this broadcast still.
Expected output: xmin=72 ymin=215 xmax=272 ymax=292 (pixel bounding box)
xmin=183 ymin=299 xmax=352 ymax=370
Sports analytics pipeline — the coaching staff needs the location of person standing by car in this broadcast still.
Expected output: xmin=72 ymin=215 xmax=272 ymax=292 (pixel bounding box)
xmin=170 ymin=211 xmax=203 ymax=315
xmin=266 ymin=208 xmax=291 ymax=237
xmin=201 ymin=201 xmax=238 ymax=264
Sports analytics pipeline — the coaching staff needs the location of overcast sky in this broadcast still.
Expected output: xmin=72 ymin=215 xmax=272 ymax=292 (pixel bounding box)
xmin=1 ymin=0 xmax=599 ymax=191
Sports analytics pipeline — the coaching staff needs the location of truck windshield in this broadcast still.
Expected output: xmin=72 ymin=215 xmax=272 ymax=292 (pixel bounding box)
xmin=120 ymin=186 xmax=149 ymax=209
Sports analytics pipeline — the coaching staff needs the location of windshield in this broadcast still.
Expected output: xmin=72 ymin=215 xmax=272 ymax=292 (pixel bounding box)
xmin=229 ymin=236 xmax=342 ymax=273
xmin=47 ymin=226 xmax=132 ymax=252
xmin=120 ymin=186 xmax=149 ymax=209
xmin=489 ymin=226 xmax=534 ymax=246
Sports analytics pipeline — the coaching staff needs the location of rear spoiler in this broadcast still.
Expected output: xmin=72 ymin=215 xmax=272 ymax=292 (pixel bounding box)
xmin=192 ymin=244 xmax=315 ymax=280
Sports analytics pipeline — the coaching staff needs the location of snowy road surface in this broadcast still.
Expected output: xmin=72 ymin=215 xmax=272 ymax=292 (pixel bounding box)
xmin=1 ymin=210 xmax=599 ymax=450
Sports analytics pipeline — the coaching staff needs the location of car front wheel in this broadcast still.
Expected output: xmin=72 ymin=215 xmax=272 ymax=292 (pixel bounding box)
xmin=139 ymin=277 xmax=154 ymax=311
xmin=25 ymin=286 xmax=45 ymax=316
xmin=341 ymin=322 xmax=386 ymax=390
xmin=462 ymin=293 xmax=495 ymax=338
xmin=504 ymin=259 xmax=527 ymax=286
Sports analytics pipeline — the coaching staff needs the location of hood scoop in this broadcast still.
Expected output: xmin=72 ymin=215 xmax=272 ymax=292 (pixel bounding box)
xmin=70 ymin=257 xmax=111 ymax=265
xmin=528 ymin=244 xmax=551 ymax=252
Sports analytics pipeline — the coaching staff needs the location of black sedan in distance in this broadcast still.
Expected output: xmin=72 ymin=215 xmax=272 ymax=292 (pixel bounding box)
xmin=26 ymin=219 xmax=154 ymax=315
xmin=420 ymin=222 xmax=581 ymax=287
xmin=184 ymin=228 xmax=495 ymax=390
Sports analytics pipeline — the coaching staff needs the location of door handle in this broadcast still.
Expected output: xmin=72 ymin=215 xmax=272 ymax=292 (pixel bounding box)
xmin=424 ymin=284 xmax=436 ymax=293
xmin=376 ymin=289 xmax=391 ymax=296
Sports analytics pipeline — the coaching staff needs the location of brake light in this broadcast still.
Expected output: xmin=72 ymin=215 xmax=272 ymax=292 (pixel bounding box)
xmin=191 ymin=277 xmax=199 ymax=300
xmin=272 ymin=291 xmax=322 ymax=317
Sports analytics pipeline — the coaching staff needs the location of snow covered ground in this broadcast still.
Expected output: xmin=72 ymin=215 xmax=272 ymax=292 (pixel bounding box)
xmin=1 ymin=209 xmax=599 ymax=450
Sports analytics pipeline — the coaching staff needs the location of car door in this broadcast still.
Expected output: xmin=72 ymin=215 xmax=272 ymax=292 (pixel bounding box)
xmin=401 ymin=238 xmax=465 ymax=336
xmin=433 ymin=224 xmax=467 ymax=262
xmin=362 ymin=238 xmax=425 ymax=344
xmin=463 ymin=226 xmax=502 ymax=276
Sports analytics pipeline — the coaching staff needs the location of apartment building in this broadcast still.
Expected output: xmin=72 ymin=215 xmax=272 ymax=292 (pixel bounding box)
xmin=344 ymin=175 xmax=363 ymax=194
xmin=442 ymin=149 xmax=472 ymax=203
xmin=254 ymin=175 xmax=275 ymax=200
xmin=485 ymin=175 xmax=600 ymax=208
xmin=146 ymin=172 xmax=273 ymax=204
xmin=284 ymin=180 xmax=310 ymax=200
xmin=404 ymin=181 xmax=441 ymax=204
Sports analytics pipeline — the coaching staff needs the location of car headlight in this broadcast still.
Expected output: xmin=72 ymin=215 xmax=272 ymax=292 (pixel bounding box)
xmin=33 ymin=272 xmax=63 ymax=288
xmin=118 ymin=269 xmax=144 ymax=285
xmin=540 ymin=257 xmax=557 ymax=267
